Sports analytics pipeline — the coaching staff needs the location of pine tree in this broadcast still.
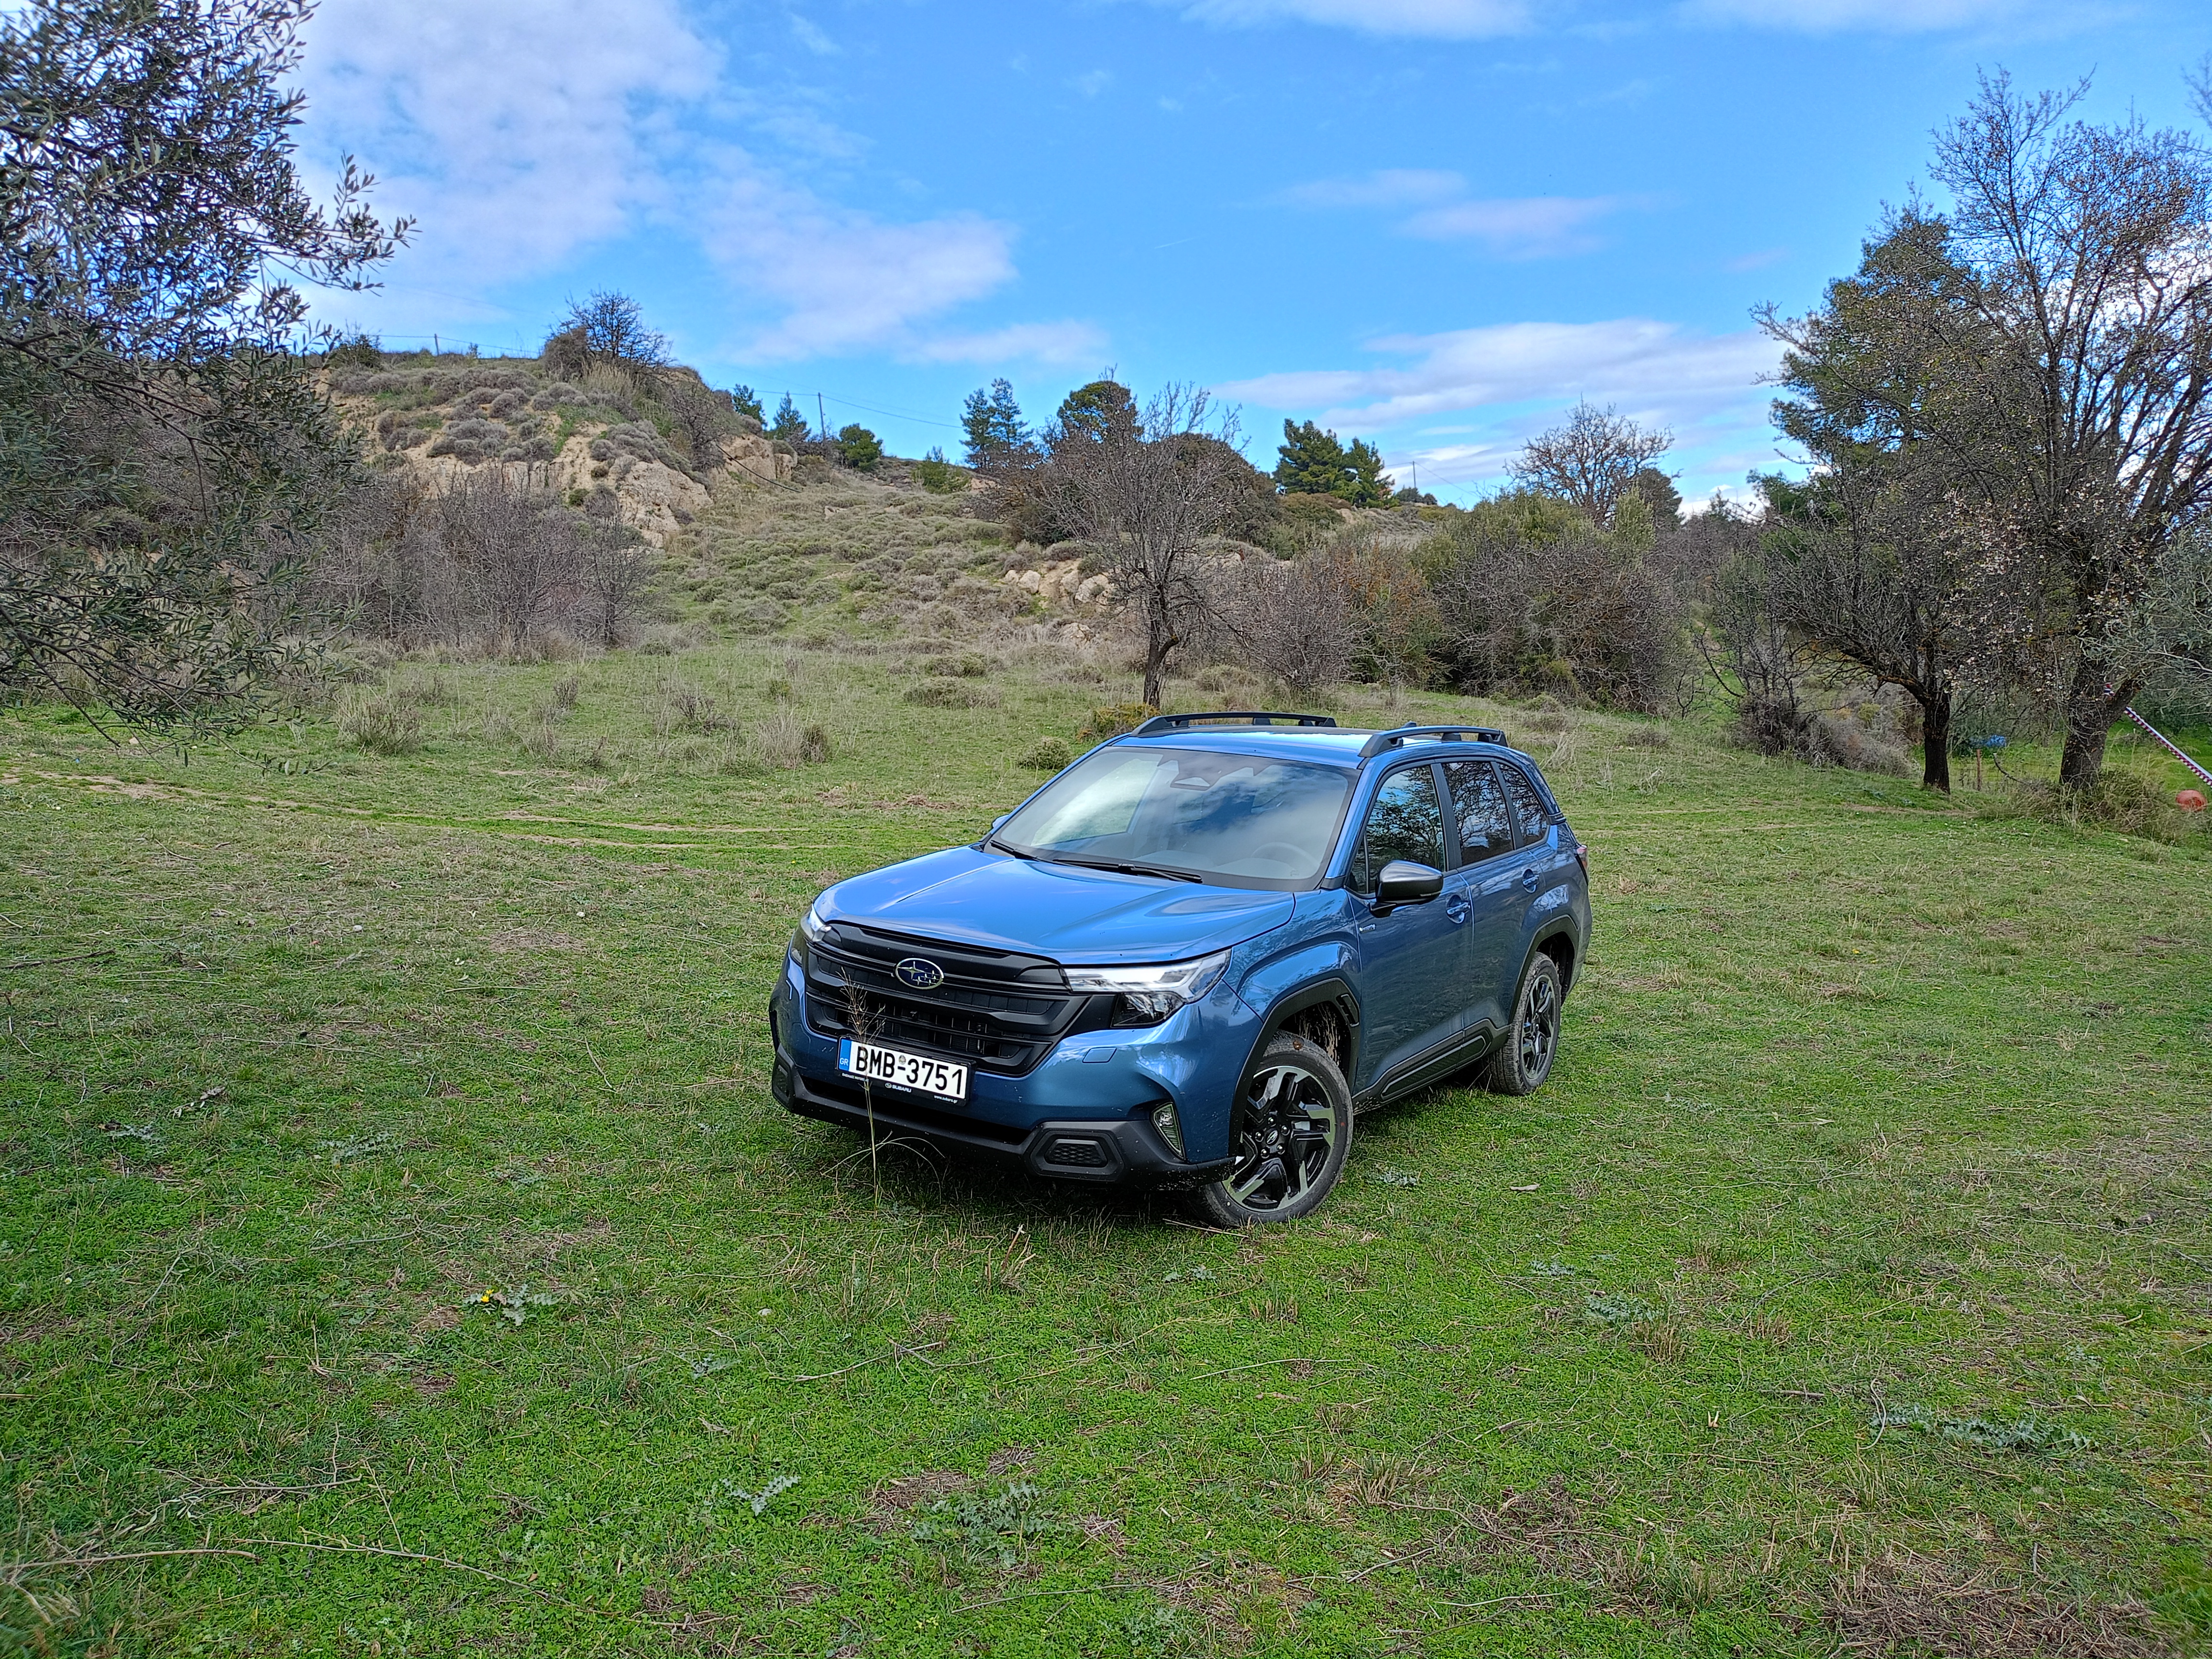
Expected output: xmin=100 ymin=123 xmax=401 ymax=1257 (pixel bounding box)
xmin=1341 ymin=437 xmax=1389 ymax=508
xmin=1052 ymin=380 xmax=1138 ymax=447
xmin=770 ymin=393 xmax=810 ymax=445
xmin=1274 ymin=420 xmax=1349 ymax=496
xmin=836 ymin=424 xmax=883 ymax=470
xmin=961 ymin=378 xmax=1031 ymax=466
xmin=729 ymin=384 xmax=765 ymax=424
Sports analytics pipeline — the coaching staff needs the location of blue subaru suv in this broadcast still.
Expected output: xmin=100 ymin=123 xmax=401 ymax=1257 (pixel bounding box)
xmin=771 ymin=712 xmax=1589 ymax=1225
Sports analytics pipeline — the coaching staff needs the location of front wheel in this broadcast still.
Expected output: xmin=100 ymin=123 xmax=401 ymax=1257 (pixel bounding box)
xmin=1183 ymin=1033 xmax=1353 ymax=1227
xmin=1486 ymin=951 xmax=1562 ymax=1097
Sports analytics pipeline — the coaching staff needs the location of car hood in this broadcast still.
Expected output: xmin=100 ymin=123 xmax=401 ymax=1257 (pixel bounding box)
xmin=818 ymin=845 xmax=1294 ymax=964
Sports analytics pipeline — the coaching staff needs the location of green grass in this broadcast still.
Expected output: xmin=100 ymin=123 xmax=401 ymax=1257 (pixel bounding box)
xmin=4 ymin=639 xmax=2211 ymax=1657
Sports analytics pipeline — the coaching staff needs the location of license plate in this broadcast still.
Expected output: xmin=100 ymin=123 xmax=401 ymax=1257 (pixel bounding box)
xmin=838 ymin=1039 xmax=969 ymax=1100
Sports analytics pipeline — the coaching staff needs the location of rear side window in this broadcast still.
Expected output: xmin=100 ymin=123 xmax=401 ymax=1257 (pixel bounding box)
xmin=1500 ymin=765 xmax=1554 ymax=848
xmin=1441 ymin=760 xmax=1513 ymax=865
xmin=1348 ymin=765 xmax=1444 ymax=892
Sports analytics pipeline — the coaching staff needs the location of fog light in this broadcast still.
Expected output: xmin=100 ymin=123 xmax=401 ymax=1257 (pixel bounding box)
xmin=1150 ymin=1101 xmax=1184 ymax=1158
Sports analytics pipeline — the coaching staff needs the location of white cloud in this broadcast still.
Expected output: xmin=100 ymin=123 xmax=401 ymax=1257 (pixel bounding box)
xmin=301 ymin=0 xmax=1043 ymax=361
xmin=787 ymin=13 xmax=839 ymax=54
xmin=1677 ymin=0 xmax=2090 ymax=31
xmin=1217 ymin=317 xmax=1779 ymax=427
xmin=1278 ymin=169 xmax=1647 ymax=258
xmin=1158 ymin=0 xmax=1536 ymax=37
xmin=302 ymin=0 xmax=715 ymax=307
xmin=1400 ymin=194 xmax=1642 ymax=256
xmin=702 ymin=167 xmax=1021 ymax=361
xmin=1223 ymin=319 xmax=1787 ymax=498
xmin=903 ymin=321 xmax=1111 ymax=366
xmin=1278 ymin=169 xmax=1465 ymax=209
xmin=1072 ymin=68 xmax=1115 ymax=98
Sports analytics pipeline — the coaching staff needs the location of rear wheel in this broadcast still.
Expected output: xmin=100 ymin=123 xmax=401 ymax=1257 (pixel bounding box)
xmin=1184 ymin=1033 xmax=1353 ymax=1227
xmin=1485 ymin=951 xmax=1562 ymax=1097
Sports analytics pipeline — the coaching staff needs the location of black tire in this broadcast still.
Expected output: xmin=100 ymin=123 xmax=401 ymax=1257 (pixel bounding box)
xmin=1486 ymin=951 xmax=1562 ymax=1097
xmin=1183 ymin=1032 xmax=1353 ymax=1227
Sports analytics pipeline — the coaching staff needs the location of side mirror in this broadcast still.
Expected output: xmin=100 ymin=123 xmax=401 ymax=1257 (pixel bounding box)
xmin=1373 ymin=859 xmax=1443 ymax=912
xmin=992 ymin=814 xmax=1012 ymax=831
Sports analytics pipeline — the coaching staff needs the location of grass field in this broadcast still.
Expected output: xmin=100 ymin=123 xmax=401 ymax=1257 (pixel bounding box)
xmin=5 ymin=602 xmax=2212 ymax=1655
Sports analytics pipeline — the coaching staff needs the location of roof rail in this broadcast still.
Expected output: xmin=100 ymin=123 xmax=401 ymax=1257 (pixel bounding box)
xmin=1129 ymin=710 xmax=1340 ymax=736
xmin=1357 ymin=722 xmax=1509 ymax=759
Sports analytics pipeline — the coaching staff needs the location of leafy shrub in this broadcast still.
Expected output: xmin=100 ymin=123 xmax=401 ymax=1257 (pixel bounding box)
xmin=1019 ymin=737 xmax=1071 ymax=770
xmin=1074 ymin=702 xmax=1155 ymax=744
xmin=836 ymin=423 xmax=883 ymax=470
xmin=914 ymin=448 xmax=965 ymax=493
xmin=338 ymin=687 xmax=424 ymax=754
xmin=326 ymin=332 xmax=382 ymax=370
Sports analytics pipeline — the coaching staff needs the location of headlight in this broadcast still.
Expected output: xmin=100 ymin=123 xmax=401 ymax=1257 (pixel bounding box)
xmin=1065 ymin=950 xmax=1230 ymax=1025
xmin=791 ymin=904 xmax=828 ymax=963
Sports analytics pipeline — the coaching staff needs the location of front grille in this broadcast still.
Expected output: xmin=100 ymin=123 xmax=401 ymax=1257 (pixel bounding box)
xmin=803 ymin=923 xmax=1103 ymax=1075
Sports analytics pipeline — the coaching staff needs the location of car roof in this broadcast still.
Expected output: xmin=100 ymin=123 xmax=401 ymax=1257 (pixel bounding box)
xmin=1105 ymin=727 xmax=1541 ymax=773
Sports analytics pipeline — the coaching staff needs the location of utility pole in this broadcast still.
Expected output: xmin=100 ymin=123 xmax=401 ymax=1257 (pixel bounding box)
xmin=817 ymin=393 xmax=829 ymax=443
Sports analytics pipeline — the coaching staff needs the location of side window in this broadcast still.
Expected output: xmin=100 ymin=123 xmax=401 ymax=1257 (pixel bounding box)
xmin=1348 ymin=766 xmax=1444 ymax=892
xmin=1501 ymin=766 xmax=1554 ymax=849
xmin=1441 ymin=760 xmax=1513 ymax=865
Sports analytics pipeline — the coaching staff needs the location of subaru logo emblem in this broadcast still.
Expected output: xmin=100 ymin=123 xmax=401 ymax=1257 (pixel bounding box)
xmin=895 ymin=957 xmax=946 ymax=991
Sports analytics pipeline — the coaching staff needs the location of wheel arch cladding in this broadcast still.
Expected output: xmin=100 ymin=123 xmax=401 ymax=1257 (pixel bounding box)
xmin=1247 ymin=975 xmax=1359 ymax=1088
xmin=1535 ymin=925 xmax=1576 ymax=990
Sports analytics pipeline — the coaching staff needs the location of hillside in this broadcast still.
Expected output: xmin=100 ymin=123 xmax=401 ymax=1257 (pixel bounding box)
xmin=326 ymin=351 xmax=788 ymax=548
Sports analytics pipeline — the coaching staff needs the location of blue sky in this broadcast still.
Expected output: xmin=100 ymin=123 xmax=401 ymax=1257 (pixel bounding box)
xmin=299 ymin=0 xmax=2210 ymax=506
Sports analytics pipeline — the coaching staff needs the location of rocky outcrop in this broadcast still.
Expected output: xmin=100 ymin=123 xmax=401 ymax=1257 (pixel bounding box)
xmin=1002 ymin=558 xmax=1115 ymax=608
xmin=326 ymin=363 xmax=795 ymax=549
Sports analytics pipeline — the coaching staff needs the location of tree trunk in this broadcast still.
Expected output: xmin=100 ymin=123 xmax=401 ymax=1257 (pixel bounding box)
xmin=1917 ymin=687 xmax=1952 ymax=792
xmin=2057 ymin=663 xmax=2135 ymax=790
xmin=1141 ymin=616 xmax=1176 ymax=710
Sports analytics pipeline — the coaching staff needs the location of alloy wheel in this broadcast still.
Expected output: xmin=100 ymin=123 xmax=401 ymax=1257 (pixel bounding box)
xmin=1224 ymin=1061 xmax=1338 ymax=1213
xmin=1518 ymin=971 xmax=1559 ymax=1083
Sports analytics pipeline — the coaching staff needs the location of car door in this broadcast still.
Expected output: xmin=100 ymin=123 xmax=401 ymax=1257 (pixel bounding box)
xmin=1346 ymin=762 xmax=1459 ymax=1090
xmin=1440 ymin=758 xmax=1525 ymax=1037
xmin=1493 ymin=761 xmax=1561 ymax=987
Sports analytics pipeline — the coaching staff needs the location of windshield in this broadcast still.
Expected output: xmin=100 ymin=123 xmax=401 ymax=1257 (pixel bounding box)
xmin=994 ymin=745 xmax=1354 ymax=889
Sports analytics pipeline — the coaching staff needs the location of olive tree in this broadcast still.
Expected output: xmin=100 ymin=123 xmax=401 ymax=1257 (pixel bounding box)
xmin=0 ymin=0 xmax=406 ymax=733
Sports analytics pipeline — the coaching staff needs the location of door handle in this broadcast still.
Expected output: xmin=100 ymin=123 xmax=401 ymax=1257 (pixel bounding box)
xmin=1445 ymin=893 xmax=1469 ymax=924
xmin=1520 ymin=866 xmax=1538 ymax=892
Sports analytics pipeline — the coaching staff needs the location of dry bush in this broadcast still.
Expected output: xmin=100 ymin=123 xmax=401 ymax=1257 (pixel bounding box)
xmin=1227 ymin=551 xmax=1357 ymax=694
xmin=1618 ymin=724 xmax=1671 ymax=750
xmin=337 ymin=685 xmax=425 ymax=754
xmin=1075 ymin=702 xmax=1155 ymax=743
xmin=1020 ymin=737 xmax=1072 ymax=770
xmin=1425 ymin=517 xmax=1686 ymax=711
xmin=1990 ymin=772 xmax=2208 ymax=846
xmin=656 ymin=679 xmax=731 ymax=735
xmin=904 ymin=679 xmax=998 ymax=708
xmin=750 ymin=708 xmax=832 ymax=767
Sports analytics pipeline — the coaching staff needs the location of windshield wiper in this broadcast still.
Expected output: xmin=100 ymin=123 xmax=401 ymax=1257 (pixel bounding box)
xmin=1040 ymin=853 xmax=1203 ymax=884
xmin=984 ymin=834 xmax=1039 ymax=860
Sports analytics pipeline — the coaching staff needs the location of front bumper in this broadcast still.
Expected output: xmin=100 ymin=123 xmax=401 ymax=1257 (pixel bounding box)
xmin=769 ymin=950 xmax=1252 ymax=1188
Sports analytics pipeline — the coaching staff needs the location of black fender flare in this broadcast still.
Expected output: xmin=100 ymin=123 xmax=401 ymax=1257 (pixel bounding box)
xmin=1239 ymin=973 xmax=1362 ymax=1090
xmin=1527 ymin=918 xmax=1580 ymax=992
